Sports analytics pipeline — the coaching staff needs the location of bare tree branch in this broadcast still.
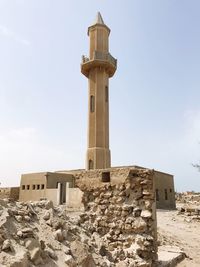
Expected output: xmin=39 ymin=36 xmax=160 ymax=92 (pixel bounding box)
xmin=192 ymin=163 xmax=200 ymax=172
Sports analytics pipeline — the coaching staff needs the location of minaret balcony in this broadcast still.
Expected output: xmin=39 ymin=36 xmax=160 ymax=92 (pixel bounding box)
xmin=81 ymin=51 xmax=117 ymax=78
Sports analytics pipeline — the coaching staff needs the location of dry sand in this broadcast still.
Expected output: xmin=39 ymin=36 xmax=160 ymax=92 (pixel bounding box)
xmin=157 ymin=208 xmax=200 ymax=267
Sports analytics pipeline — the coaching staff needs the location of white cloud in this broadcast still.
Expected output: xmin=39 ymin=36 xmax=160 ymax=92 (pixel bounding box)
xmin=0 ymin=24 xmax=30 ymax=46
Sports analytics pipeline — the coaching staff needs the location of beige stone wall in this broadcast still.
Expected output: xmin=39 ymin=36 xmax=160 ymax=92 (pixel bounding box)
xmin=0 ymin=187 xmax=19 ymax=200
xmin=19 ymin=172 xmax=46 ymax=202
xmin=0 ymin=188 xmax=11 ymax=199
xmin=72 ymin=167 xmax=130 ymax=183
xmin=19 ymin=172 xmax=75 ymax=203
xmin=10 ymin=187 xmax=20 ymax=200
xmin=66 ymin=188 xmax=84 ymax=209
xmin=154 ymin=171 xmax=176 ymax=209
xmin=46 ymin=173 xmax=75 ymax=189
xmin=89 ymin=25 xmax=109 ymax=58
xmin=45 ymin=188 xmax=59 ymax=206
xmin=75 ymin=167 xmax=157 ymax=266
xmin=61 ymin=166 xmax=176 ymax=210
xmin=82 ymin=17 xmax=116 ymax=170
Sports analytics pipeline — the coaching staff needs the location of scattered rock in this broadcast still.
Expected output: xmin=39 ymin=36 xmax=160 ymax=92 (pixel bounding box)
xmin=64 ymin=254 xmax=76 ymax=266
xmin=25 ymin=238 xmax=40 ymax=251
xmin=15 ymin=215 xmax=22 ymax=222
xmin=54 ymin=229 xmax=63 ymax=242
xmin=43 ymin=211 xmax=50 ymax=221
xmin=141 ymin=210 xmax=152 ymax=218
xmin=24 ymin=215 xmax=31 ymax=222
xmin=29 ymin=247 xmax=41 ymax=263
xmin=2 ymin=239 xmax=13 ymax=252
xmin=45 ymin=247 xmax=57 ymax=260
xmin=70 ymin=240 xmax=96 ymax=267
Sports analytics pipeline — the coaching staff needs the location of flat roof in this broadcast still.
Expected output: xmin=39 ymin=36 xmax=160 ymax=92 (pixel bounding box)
xmin=56 ymin=165 xmax=173 ymax=177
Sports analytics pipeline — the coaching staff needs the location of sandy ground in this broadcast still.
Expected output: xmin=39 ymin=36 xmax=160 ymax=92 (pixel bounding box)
xmin=157 ymin=209 xmax=200 ymax=267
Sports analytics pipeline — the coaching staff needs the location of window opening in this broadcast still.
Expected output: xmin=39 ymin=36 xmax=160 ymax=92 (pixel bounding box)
xmin=164 ymin=189 xmax=168 ymax=200
xmin=102 ymin=172 xmax=110 ymax=182
xmin=90 ymin=95 xmax=95 ymax=112
xmin=105 ymin=86 xmax=108 ymax=102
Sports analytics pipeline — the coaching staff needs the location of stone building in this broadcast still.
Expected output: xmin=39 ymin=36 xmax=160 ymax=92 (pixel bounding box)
xmin=154 ymin=170 xmax=175 ymax=209
xmin=19 ymin=172 xmax=74 ymax=205
xmin=18 ymin=166 xmax=175 ymax=210
xmin=18 ymin=12 xmax=176 ymax=211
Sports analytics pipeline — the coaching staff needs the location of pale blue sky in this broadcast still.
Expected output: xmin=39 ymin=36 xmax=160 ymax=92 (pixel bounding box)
xmin=0 ymin=0 xmax=200 ymax=191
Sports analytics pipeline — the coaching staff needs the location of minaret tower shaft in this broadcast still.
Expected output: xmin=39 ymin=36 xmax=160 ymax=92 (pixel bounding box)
xmin=81 ymin=12 xmax=117 ymax=170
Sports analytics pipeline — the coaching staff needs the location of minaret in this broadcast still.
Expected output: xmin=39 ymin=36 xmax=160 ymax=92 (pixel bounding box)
xmin=81 ymin=12 xmax=117 ymax=170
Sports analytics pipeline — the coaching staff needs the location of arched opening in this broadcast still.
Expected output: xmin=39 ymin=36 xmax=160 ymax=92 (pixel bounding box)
xmin=88 ymin=159 xmax=94 ymax=170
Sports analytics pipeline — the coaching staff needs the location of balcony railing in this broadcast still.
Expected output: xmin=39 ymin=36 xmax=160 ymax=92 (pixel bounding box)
xmin=82 ymin=55 xmax=89 ymax=63
xmin=82 ymin=51 xmax=117 ymax=67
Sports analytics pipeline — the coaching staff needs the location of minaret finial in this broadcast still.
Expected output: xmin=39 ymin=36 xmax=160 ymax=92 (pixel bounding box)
xmin=94 ymin=12 xmax=104 ymax=25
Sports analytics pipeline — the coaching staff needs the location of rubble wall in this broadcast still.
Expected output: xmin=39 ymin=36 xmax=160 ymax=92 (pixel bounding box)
xmin=0 ymin=187 xmax=19 ymax=200
xmin=76 ymin=167 xmax=157 ymax=266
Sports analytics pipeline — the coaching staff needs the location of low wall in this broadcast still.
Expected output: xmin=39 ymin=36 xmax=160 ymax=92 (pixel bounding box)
xmin=0 ymin=187 xmax=19 ymax=200
xmin=66 ymin=187 xmax=84 ymax=209
xmin=76 ymin=167 xmax=157 ymax=266
xmin=45 ymin=188 xmax=59 ymax=206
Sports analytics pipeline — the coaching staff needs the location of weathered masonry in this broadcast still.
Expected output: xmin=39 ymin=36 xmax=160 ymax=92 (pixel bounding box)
xmin=62 ymin=166 xmax=176 ymax=210
xmin=74 ymin=167 xmax=158 ymax=266
xmin=0 ymin=187 xmax=19 ymax=201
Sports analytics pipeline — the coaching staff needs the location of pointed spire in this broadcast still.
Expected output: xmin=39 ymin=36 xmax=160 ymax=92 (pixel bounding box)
xmin=94 ymin=12 xmax=104 ymax=25
xmin=88 ymin=12 xmax=110 ymax=35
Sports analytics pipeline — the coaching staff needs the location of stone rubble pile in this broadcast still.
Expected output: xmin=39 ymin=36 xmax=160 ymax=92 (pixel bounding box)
xmin=0 ymin=198 xmax=102 ymax=267
xmin=176 ymin=192 xmax=200 ymax=222
xmin=176 ymin=192 xmax=200 ymax=206
xmin=177 ymin=206 xmax=200 ymax=222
